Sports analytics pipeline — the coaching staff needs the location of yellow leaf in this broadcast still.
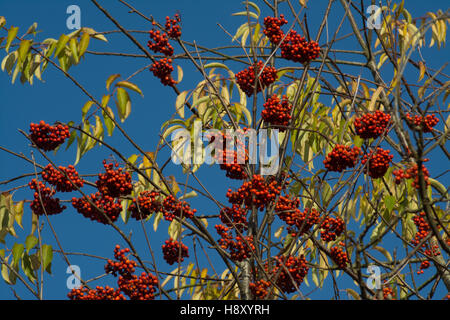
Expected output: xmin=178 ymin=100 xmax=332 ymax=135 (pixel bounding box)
xmin=176 ymin=90 xmax=188 ymax=118
xmin=418 ymin=61 xmax=426 ymax=82
xmin=177 ymin=65 xmax=183 ymax=83
xmin=369 ymin=86 xmax=383 ymax=111
xmin=106 ymin=74 xmax=121 ymax=91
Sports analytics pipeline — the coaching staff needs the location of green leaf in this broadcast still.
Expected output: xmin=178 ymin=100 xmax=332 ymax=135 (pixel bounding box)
xmin=25 ymin=22 xmax=38 ymax=36
xmin=127 ymin=154 xmax=139 ymax=165
xmin=12 ymin=243 xmax=24 ymax=268
xmin=18 ymin=40 xmax=32 ymax=62
xmin=120 ymin=199 xmax=131 ymax=223
xmin=93 ymin=115 xmax=104 ymax=141
xmin=244 ymin=1 xmax=261 ymax=17
xmin=115 ymin=81 xmax=143 ymax=97
xmin=57 ymin=54 xmax=68 ymax=72
xmin=65 ymin=129 xmax=77 ymax=151
xmin=1 ymin=255 xmax=13 ymax=285
xmin=176 ymin=65 xmax=183 ymax=84
xmin=21 ymin=252 xmax=37 ymax=283
xmin=102 ymin=106 xmax=115 ymax=136
xmin=10 ymin=58 xmax=21 ymax=84
xmin=54 ymin=34 xmax=70 ymax=57
xmin=384 ymin=195 xmax=396 ymax=212
xmin=179 ymin=190 xmax=198 ymax=200
xmin=1 ymin=51 xmax=18 ymax=75
xmin=168 ymin=220 xmax=182 ymax=240
xmin=106 ymin=74 xmax=121 ymax=91
xmin=5 ymin=26 xmax=19 ymax=53
xmin=232 ymin=11 xmax=259 ymax=20
xmin=81 ymin=100 xmax=95 ymax=121
xmin=153 ymin=211 xmax=163 ymax=232
xmin=69 ymin=38 xmax=79 ymax=64
xmin=78 ymin=32 xmax=90 ymax=57
xmin=373 ymin=246 xmax=393 ymax=263
xmin=13 ymin=200 xmax=24 ymax=228
xmin=203 ymin=62 xmax=230 ymax=70
xmin=25 ymin=235 xmax=38 ymax=253
xmin=30 ymin=212 xmax=38 ymax=235
xmin=232 ymin=23 xmax=249 ymax=43
xmin=41 ymin=244 xmax=53 ymax=273
xmin=116 ymin=87 xmax=131 ymax=122
xmin=81 ymin=27 xmax=108 ymax=42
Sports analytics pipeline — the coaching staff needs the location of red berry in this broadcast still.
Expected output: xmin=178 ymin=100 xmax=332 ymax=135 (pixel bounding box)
xmin=323 ymin=144 xmax=361 ymax=172
xmin=354 ymin=111 xmax=391 ymax=139
xmin=162 ymin=238 xmax=189 ymax=265
xmin=29 ymin=121 xmax=70 ymax=151
xmin=235 ymin=61 xmax=277 ymax=97
xmin=42 ymin=164 xmax=84 ymax=192
xmin=96 ymin=160 xmax=132 ymax=197
xmin=28 ymin=179 xmax=66 ymax=215
xmin=263 ymin=15 xmax=288 ymax=44
xmin=361 ymin=147 xmax=393 ymax=179
xmin=150 ymin=58 xmax=176 ymax=86
xmin=72 ymin=192 xmax=122 ymax=224
xmin=280 ymin=30 xmax=320 ymax=64
xmin=261 ymin=94 xmax=292 ymax=131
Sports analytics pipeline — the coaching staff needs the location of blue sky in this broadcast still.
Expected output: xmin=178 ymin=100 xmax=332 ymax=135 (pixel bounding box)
xmin=0 ymin=0 xmax=448 ymax=300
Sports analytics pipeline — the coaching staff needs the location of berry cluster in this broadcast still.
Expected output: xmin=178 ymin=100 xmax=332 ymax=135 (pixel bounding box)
xmin=226 ymin=175 xmax=281 ymax=211
xmin=410 ymin=212 xmax=441 ymax=274
xmin=406 ymin=113 xmax=439 ymax=133
xmin=28 ymin=179 xmax=66 ymax=215
xmin=117 ymin=272 xmax=159 ymax=300
xmin=263 ymin=15 xmax=320 ymax=64
xmin=249 ymin=279 xmax=270 ymax=299
xmin=29 ymin=121 xmax=70 ymax=151
xmin=320 ymin=216 xmax=345 ymax=242
xmin=361 ymin=147 xmax=393 ymax=179
xmin=165 ymin=14 xmax=182 ymax=38
xmin=68 ymin=286 xmax=125 ymax=300
xmin=235 ymin=61 xmax=277 ymax=97
xmin=162 ymin=238 xmax=189 ymax=265
xmin=69 ymin=245 xmax=159 ymax=300
xmin=280 ymin=30 xmax=320 ymax=64
xmin=270 ymin=255 xmax=309 ymax=293
xmin=108 ymin=245 xmax=159 ymax=300
xmin=323 ymin=144 xmax=361 ymax=172
xmin=220 ymin=204 xmax=248 ymax=232
xmin=71 ymin=192 xmax=122 ymax=224
xmin=150 ymin=58 xmax=176 ymax=86
xmin=411 ymin=211 xmax=430 ymax=247
xmin=393 ymin=161 xmax=430 ymax=189
xmin=382 ymin=286 xmax=395 ymax=300
xmin=161 ymin=194 xmax=196 ymax=221
xmin=354 ymin=111 xmax=391 ymax=140
xmin=263 ymin=15 xmax=288 ymax=44
xmin=147 ymin=29 xmax=174 ymax=56
xmin=105 ymin=245 xmax=137 ymax=278
xmin=96 ymin=160 xmax=132 ymax=198
xmin=261 ymin=94 xmax=292 ymax=131
xmin=330 ymin=245 xmax=349 ymax=269
xmin=215 ymin=225 xmax=255 ymax=262
xmin=147 ymin=14 xmax=180 ymax=86
xmin=129 ymin=191 xmax=162 ymax=220
xmin=276 ymin=196 xmax=320 ymax=237
xmin=42 ymin=164 xmax=84 ymax=192
xmin=208 ymin=131 xmax=248 ymax=180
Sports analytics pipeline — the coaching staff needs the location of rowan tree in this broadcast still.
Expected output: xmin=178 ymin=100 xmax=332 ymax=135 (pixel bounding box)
xmin=0 ymin=0 xmax=449 ymax=300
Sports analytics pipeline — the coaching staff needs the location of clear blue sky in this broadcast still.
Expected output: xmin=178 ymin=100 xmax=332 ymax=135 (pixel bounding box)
xmin=0 ymin=0 xmax=448 ymax=300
